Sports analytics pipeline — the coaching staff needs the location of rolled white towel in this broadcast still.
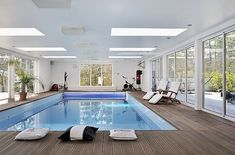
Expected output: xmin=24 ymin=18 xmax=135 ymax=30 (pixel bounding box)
xmin=109 ymin=129 xmax=137 ymax=140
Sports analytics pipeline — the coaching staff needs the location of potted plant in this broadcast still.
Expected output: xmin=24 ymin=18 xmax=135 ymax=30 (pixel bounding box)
xmin=9 ymin=59 xmax=44 ymax=101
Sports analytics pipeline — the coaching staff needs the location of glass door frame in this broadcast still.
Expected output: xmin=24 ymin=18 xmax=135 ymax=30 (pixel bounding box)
xmin=168 ymin=45 xmax=195 ymax=105
xmin=151 ymin=60 xmax=157 ymax=91
xmin=202 ymin=29 xmax=235 ymax=118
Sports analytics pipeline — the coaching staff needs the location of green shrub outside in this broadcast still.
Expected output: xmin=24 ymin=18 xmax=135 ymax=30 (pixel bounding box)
xmin=207 ymin=71 xmax=235 ymax=92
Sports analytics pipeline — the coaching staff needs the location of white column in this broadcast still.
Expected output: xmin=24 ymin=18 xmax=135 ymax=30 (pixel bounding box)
xmin=8 ymin=55 xmax=15 ymax=100
xmin=194 ymin=40 xmax=203 ymax=110
xmin=34 ymin=60 xmax=40 ymax=94
xmin=142 ymin=59 xmax=152 ymax=92
xmin=162 ymin=55 xmax=167 ymax=81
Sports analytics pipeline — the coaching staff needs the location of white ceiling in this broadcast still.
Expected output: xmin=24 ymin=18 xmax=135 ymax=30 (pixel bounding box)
xmin=0 ymin=0 xmax=235 ymax=60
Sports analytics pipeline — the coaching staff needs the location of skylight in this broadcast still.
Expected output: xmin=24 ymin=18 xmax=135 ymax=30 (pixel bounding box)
xmin=109 ymin=56 xmax=142 ymax=59
xmin=42 ymin=56 xmax=77 ymax=59
xmin=109 ymin=48 xmax=156 ymax=52
xmin=111 ymin=28 xmax=187 ymax=36
xmin=0 ymin=28 xmax=45 ymax=36
xmin=17 ymin=47 xmax=67 ymax=52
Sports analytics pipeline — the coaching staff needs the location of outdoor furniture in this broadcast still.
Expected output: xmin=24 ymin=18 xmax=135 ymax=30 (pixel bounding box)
xmin=227 ymin=92 xmax=235 ymax=104
xmin=149 ymin=82 xmax=181 ymax=104
xmin=142 ymin=80 xmax=168 ymax=100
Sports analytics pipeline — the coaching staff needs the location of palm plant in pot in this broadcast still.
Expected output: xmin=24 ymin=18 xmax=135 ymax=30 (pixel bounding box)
xmin=9 ymin=59 xmax=44 ymax=101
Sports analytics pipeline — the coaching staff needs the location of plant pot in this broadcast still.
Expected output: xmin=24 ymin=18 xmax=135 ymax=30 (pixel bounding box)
xmin=19 ymin=92 xmax=27 ymax=101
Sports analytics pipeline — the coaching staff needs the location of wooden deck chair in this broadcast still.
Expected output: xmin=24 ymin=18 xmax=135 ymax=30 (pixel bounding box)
xmin=149 ymin=82 xmax=181 ymax=104
xmin=142 ymin=81 xmax=168 ymax=100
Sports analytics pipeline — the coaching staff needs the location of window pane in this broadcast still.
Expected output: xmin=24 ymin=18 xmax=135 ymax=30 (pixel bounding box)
xmin=27 ymin=60 xmax=35 ymax=93
xmin=186 ymin=47 xmax=195 ymax=104
xmin=176 ymin=50 xmax=186 ymax=102
xmin=203 ymin=35 xmax=223 ymax=114
xmin=156 ymin=57 xmax=163 ymax=86
xmin=167 ymin=53 xmax=175 ymax=81
xmin=80 ymin=64 xmax=90 ymax=86
xmin=151 ymin=60 xmax=157 ymax=90
xmin=14 ymin=57 xmax=22 ymax=100
xmin=102 ymin=64 xmax=112 ymax=86
xmin=0 ymin=53 xmax=9 ymax=103
xmin=91 ymin=64 xmax=101 ymax=86
xmin=226 ymin=31 xmax=235 ymax=117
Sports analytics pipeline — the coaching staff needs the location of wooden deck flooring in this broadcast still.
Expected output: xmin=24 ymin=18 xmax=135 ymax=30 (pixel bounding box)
xmin=1 ymin=91 xmax=235 ymax=155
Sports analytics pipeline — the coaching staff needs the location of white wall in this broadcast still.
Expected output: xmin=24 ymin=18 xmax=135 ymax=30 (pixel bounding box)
xmin=50 ymin=60 xmax=140 ymax=91
xmin=37 ymin=59 xmax=52 ymax=93
xmin=113 ymin=60 xmax=140 ymax=90
xmin=141 ymin=60 xmax=152 ymax=92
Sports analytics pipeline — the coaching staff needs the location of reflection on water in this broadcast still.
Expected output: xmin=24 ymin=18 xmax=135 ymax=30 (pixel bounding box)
xmin=8 ymin=116 xmax=36 ymax=131
xmin=7 ymin=100 xmax=151 ymax=131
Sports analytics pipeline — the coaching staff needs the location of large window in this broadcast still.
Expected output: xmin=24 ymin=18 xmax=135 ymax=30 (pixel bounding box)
xmin=151 ymin=60 xmax=156 ymax=90
xmin=203 ymin=35 xmax=223 ymax=114
xmin=14 ymin=57 xmax=36 ymax=101
xmin=151 ymin=57 xmax=163 ymax=91
xmin=167 ymin=53 xmax=175 ymax=81
xmin=203 ymin=32 xmax=235 ymax=117
xmin=167 ymin=47 xmax=195 ymax=104
xmin=91 ymin=64 xmax=101 ymax=86
xmin=80 ymin=64 xmax=90 ymax=86
xmin=80 ymin=64 xmax=112 ymax=86
xmin=102 ymin=64 xmax=112 ymax=86
xmin=0 ymin=53 xmax=9 ymax=104
xmin=226 ymin=31 xmax=235 ymax=117
xmin=186 ymin=47 xmax=195 ymax=104
xmin=176 ymin=50 xmax=186 ymax=102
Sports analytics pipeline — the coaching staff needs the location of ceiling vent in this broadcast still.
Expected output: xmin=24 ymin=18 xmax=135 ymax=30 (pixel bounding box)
xmin=32 ymin=0 xmax=71 ymax=8
xmin=61 ymin=26 xmax=85 ymax=35
xmin=76 ymin=42 xmax=92 ymax=48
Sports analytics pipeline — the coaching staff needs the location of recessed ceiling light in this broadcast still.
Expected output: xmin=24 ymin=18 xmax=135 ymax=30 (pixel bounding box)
xmin=109 ymin=48 xmax=156 ymax=52
xmin=117 ymin=52 xmax=151 ymax=55
xmin=61 ymin=26 xmax=85 ymax=35
xmin=0 ymin=28 xmax=45 ymax=36
xmin=42 ymin=56 xmax=77 ymax=59
xmin=17 ymin=47 xmax=67 ymax=52
xmin=109 ymin=56 xmax=142 ymax=59
xmin=111 ymin=28 xmax=187 ymax=36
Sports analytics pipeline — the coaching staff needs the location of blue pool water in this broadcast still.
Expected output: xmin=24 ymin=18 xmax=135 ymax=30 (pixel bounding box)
xmin=0 ymin=92 xmax=176 ymax=131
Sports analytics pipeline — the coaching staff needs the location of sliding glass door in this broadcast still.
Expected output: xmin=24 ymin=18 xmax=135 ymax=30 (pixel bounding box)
xmin=0 ymin=53 xmax=9 ymax=104
xmin=167 ymin=47 xmax=195 ymax=104
xmin=203 ymin=35 xmax=223 ymax=114
xmin=156 ymin=57 xmax=163 ymax=87
xmin=186 ymin=47 xmax=195 ymax=104
xmin=225 ymin=32 xmax=235 ymax=117
xmin=175 ymin=50 xmax=186 ymax=101
xmin=167 ymin=53 xmax=175 ymax=82
xmin=151 ymin=57 xmax=163 ymax=91
xmin=151 ymin=60 xmax=157 ymax=91
xmin=203 ymin=31 xmax=235 ymax=117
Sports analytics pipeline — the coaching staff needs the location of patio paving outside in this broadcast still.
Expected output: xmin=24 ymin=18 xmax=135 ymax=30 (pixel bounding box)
xmin=177 ymin=92 xmax=235 ymax=117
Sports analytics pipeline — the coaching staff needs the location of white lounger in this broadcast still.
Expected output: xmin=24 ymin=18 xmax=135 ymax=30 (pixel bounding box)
xmin=142 ymin=92 xmax=155 ymax=100
xmin=149 ymin=94 xmax=163 ymax=104
xmin=142 ymin=80 xmax=168 ymax=100
xmin=149 ymin=82 xmax=181 ymax=104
